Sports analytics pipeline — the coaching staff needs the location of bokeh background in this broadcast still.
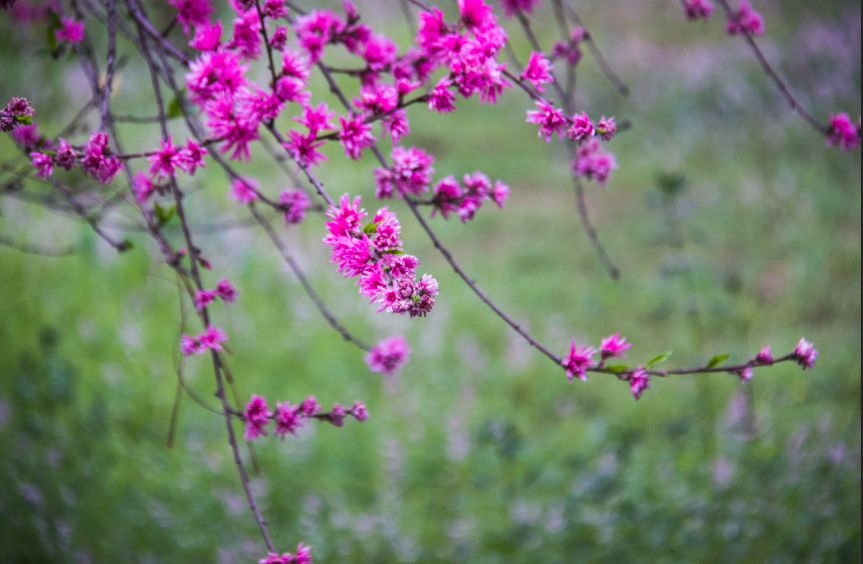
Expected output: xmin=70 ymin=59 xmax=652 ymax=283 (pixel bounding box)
xmin=0 ymin=0 xmax=860 ymax=561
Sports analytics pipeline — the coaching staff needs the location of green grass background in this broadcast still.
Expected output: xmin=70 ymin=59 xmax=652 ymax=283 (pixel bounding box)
xmin=0 ymin=0 xmax=860 ymax=561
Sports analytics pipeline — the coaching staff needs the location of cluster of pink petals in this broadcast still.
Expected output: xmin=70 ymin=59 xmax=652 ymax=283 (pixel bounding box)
xmin=230 ymin=176 xmax=259 ymax=204
xmin=551 ymin=26 xmax=586 ymax=66
xmin=793 ymin=338 xmax=818 ymax=370
xmin=180 ymin=325 xmax=228 ymax=356
xmin=259 ymin=542 xmax=312 ymax=564
xmin=366 ymin=336 xmax=411 ymax=376
xmin=628 ymin=367 xmax=651 ymax=400
xmin=573 ymin=139 xmax=617 ymax=186
xmin=562 ymin=341 xmax=597 ymax=382
xmin=521 ymin=51 xmax=553 ymax=93
xmin=827 ymin=113 xmax=861 ymax=151
xmin=148 ymin=136 xmax=208 ymax=178
xmin=55 ymin=16 xmax=85 ymax=44
xmin=81 ymin=131 xmax=122 ymax=184
xmin=431 ymin=172 xmax=509 ymax=222
xmin=324 ymin=194 xmax=439 ymax=317
xmin=1 ymin=96 xmax=34 ymax=132
xmin=374 ymin=146 xmax=435 ymax=198
xmin=279 ymin=189 xmax=311 ymax=224
xmin=726 ymin=0 xmax=764 ymax=36
xmin=242 ymin=393 xmax=367 ymax=441
xmin=683 ymin=0 xmax=714 ymax=20
xmin=168 ymin=0 xmax=213 ymax=34
xmin=194 ymin=278 xmax=237 ymax=311
xmin=500 ymin=0 xmax=540 ymax=18
xmin=600 ymin=332 xmax=631 ymax=360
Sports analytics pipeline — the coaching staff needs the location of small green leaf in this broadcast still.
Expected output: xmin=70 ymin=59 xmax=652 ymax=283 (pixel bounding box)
xmin=167 ymin=90 xmax=185 ymax=119
xmin=363 ymin=222 xmax=378 ymax=234
xmin=154 ymin=203 xmax=177 ymax=227
xmin=605 ymin=364 xmax=632 ymax=374
xmin=15 ymin=115 xmax=33 ymax=125
xmin=646 ymin=351 xmax=673 ymax=369
xmin=381 ymin=249 xmax=405 ymax=255
xmin=706 ymin=353 xmax=730 ymax=369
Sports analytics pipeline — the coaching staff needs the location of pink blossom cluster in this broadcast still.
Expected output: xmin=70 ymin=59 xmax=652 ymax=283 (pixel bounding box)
xmin=279 ymin=189 xmax=312 ymax=224
xmin=500 ymin=0 xmax=540 ymax=19
xmin=147 ymin=136 xmax=208 ymax=179
xmin=373 ymin=146 xmax=509 ymax=222
xmin=683 ymin=0 xmax=714 ymax=21
xmin=324 ymin=195 xmax=439 ymax=317
xmin=827 ymin=113 xmax=861 ymax=151
xmin=1 ymin=96 xmax=34 ymax=132
xmin=563 ymin=332 xmax=631 ymax=383
xmin=551 ymin=26 xmax=587 ymax=66
xmin=242 ymin=394 xmax=367 ymax=441
xmin=55 ymin=16 xmax=85 ymax=44
xmin=726 ymin=0 xmax=765 ymax=36
xmin=194 ymin=278 xmax=237 ymax=311
xmin=366 ymin=336 xmax=411 ymax=376
xmin=26 ymin=130 xmax=123 ymax=184
xmin=259 ymin=542 xmax=312 ymax=564
xmin=180 ymin=325 xmax=228 ymax=356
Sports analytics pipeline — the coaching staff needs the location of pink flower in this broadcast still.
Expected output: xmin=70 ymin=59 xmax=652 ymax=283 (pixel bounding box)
xmin=243 ymin=394 xmax=271 ymax=441
xmin=283 ymin=130 xmax=327 ymax=168
xmin=827 ymin=113 xmax=861 ymax=150
xmin=55 ymin=139 xmax=77 ymax=170
xmin=459 ymin=0 xmax=494 ymax=30
xmin=279 ymin=189 xmax=311 ymax=224
xmin=228 ymin=9 xmax=263 ymax=60
xmin=55 ymin=17 xmax=85 ymax=44
xmin=573 ymin=139 xmax=616 ymax=185
xmin=148 ymin=136 xmax=184 ymax=178
xmin=501 ymin=0 xmax=540 ymax=18
xmin=793 ymin=338 xmax=818 ymax=370
xmin=375 ymin=146 xmax=435 ymax=198
xmin=274 ymin=402 xmax=303 ymax=437
xmin=30 ymin=151 xmax=53 ymax=178
xmin=683 ymin=0 xmax=713 ymax=20
xmin=300 ymin=396 xmax=320 ymax=417
xmin=180 ymin=334 xmax=201 ymax=356
xmin=629 ymin=367 xmax=650 ymax=399
xmin=562 ymin=341 xmax=596 ymax=382
xmin=203 ymin=92 xmax=259 ymax=160
xmin=756 ymin=345 xmax=773 ymax=364
xmin=521 ymin=51 xmax=553 ymax=92
xmin=186 ymin=51 xmax=247 ymax=104
xmin=726 ymin=0 xmax=764 ymax=36
xmin=189 ymin=21 xmax=222 ymax=51
xmin=199 ymin=325 xmax=228 ymax=352
xmin=600 ymin=332 xmax=631 ymax=360
xmin=296 ymin=102 xmax=336 ymax=133
xmin=274 ymin=77 xmax=311 ymax=105
xmin=737 ymin=366 xmax=753 ymax=382
xmin=596 ymin=116 xmax=617 ymax=141
xmin=428 ymin=78 xmax=456 ymax=113
xmin=230 ymin=177 xmax=259 ymax=205
xmin=566 ymin=112 xmax=594 ymax=142
xmin=350 ymin=401 xmax=369 ymax=421
xmin=270 ymin=26 xmax=289 ymax=51
xmin=133 ymin=172 xmax=156 ymax=203
xmin=366 ymin=336 xmax=411 ymax=376
xmin=338 ymin=114 xmax=375 ymax=159
xmin=431 ymin=176 xmax=463 ymax=219
xmin=490 ymin=180 xmax=509 ymax=208
xmin=179 ymin=140 xmax=208 ymax=175
xmin=258 ymin=554 xmax=289 ymax=564
xmin=264 ymin=0 xmax=288 ymax=19
xmin=81 ymin=131 xmax=121 ymax=184
xmin=216 ymin=278 xmax=237 ymax=303
xmin=526 ymin=101 xmax=567 ymax=142
xmin=362 ymin=33 xmax=398 ymax=72
xmin=194 ymin=289 xmax=217 ymax=311
xmin=168 ymin=0 xmax=212 ymax=34
xmin=281 ymin=49 xmax=310 ymax=81
xmin=329 ymin=403 xmax=347 ymax=427
xmin=294 ymin=543 xmax=312 ymax=564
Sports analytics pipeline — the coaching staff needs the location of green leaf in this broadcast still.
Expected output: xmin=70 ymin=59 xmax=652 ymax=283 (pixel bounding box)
xmin=15 ymin=115 xmax=33 ymax=125
xmin=604 ymin=364 xmax=632 ymax=374
xmin=706 ymin=353 xmax=730 ymax=369
xmin=646 ymin=351 xmax=673 ymax=369
xmin=154 ymin=203 xmax=177 ymax=227
xmin=363 ymin=222 xmax=378 ymax=234
xmin=166 ymin=90 xmax=185 ymax=119
xmin=381 ymin=249 xmax=405 ymax=255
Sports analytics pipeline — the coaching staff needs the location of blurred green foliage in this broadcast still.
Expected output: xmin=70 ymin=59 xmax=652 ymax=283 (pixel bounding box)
xmin=0 ymin=0 xmax=860 ymax=562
